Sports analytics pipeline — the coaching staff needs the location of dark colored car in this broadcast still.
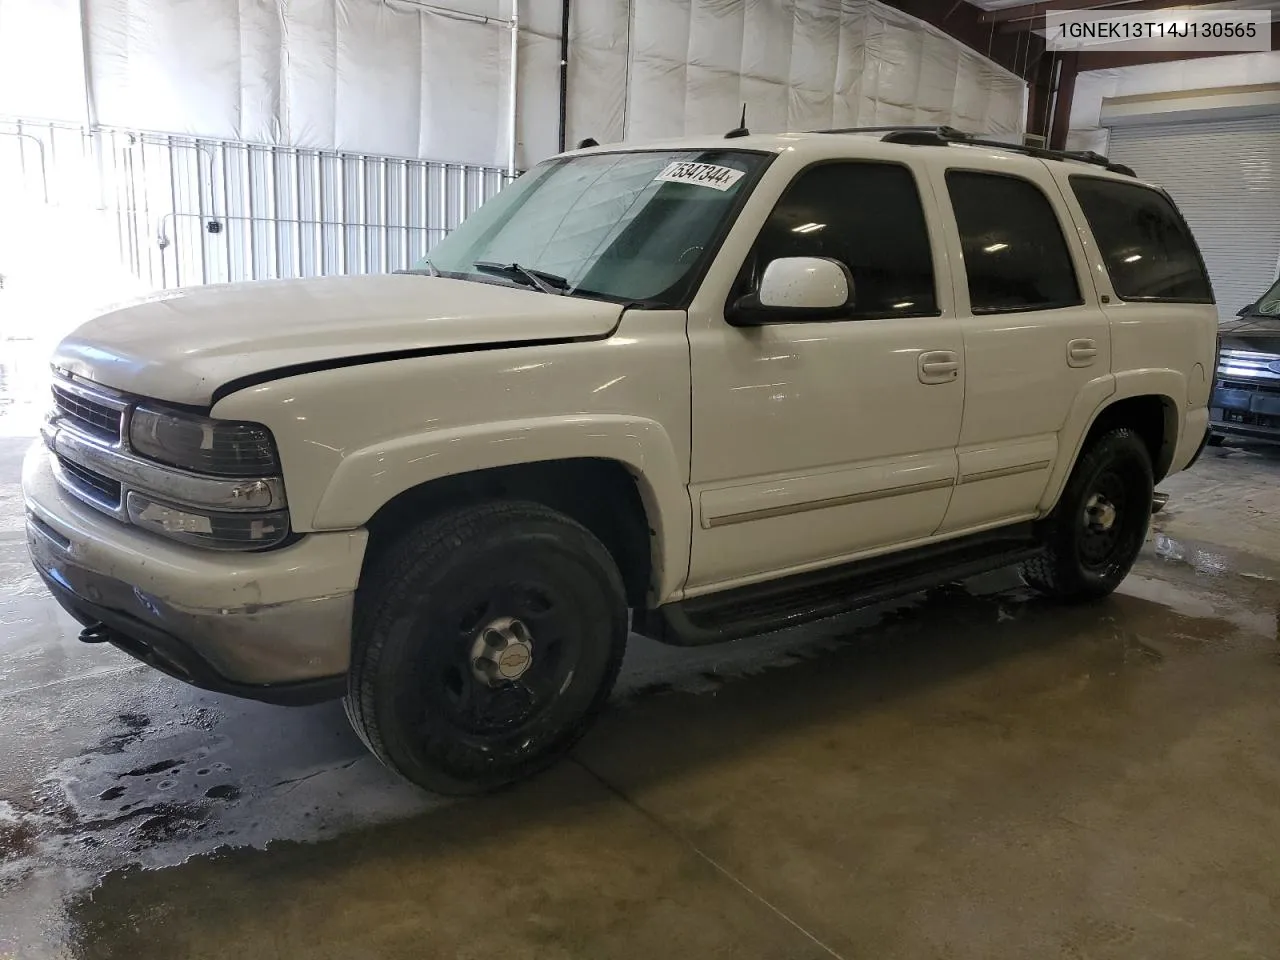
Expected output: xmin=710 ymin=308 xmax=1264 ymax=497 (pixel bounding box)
xmin=1210 ymin=277 xmax=1280 ymax=444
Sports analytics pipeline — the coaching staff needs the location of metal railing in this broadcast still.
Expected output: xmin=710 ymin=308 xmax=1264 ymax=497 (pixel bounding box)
xmin=0 ymin=118 xmax=513 ymax=291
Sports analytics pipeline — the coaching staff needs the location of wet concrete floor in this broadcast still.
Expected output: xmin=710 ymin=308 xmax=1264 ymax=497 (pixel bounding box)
xmin=3 ymin=409 xmax=1280 ymax=957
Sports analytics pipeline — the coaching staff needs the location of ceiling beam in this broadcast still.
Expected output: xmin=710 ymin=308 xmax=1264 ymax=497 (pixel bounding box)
xmin=983 ymin=0 xmax=1222 ymax=29
xmin=1076 ymin=19 xmax=1280 ymax=66
xmin=878 ymin=0 xmax=1045 ymax=77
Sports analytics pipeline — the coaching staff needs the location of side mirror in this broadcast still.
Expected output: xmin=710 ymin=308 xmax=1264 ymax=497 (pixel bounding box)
xmin=727 ymin=257 xmax=854 ymax=326
xmin=1237 ymin=302 xmax=1256 ymax=317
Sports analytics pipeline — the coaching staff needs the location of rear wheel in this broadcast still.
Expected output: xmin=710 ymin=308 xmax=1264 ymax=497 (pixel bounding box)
xmin=1021 ymin=426 xmax=1153 ymax=602
xmin=345 ymin=501 xmax=628 ymax=794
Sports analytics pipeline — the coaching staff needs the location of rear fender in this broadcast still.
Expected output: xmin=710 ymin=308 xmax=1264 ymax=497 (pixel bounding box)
xmin=1038 ymin=369 xmax=1185 ymax=513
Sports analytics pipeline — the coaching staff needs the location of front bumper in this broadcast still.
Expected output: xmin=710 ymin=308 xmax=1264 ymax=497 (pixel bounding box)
xmin=22 ymin=443 xmax=367 ymax=704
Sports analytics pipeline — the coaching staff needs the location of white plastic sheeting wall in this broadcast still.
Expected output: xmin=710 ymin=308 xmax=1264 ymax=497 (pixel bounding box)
xmin=0 ymin=0 xmax=86 ymax=124
xmin=566 ymin=0 xmax=1026 ymax=149
xmin=2 ymin=0 xmax=1025 ymax=168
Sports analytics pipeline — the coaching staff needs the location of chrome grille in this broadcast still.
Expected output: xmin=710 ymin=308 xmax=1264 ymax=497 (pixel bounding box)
xmin=52 ymin=384 xmax=124 ymax=441
xmin=1217 ymin=348 xmax=1280 ymax=383
xmin=56 ymin=455 xmax=122 ymax=508
xmin=1218 ymin=378 xmax=1280 ymax=397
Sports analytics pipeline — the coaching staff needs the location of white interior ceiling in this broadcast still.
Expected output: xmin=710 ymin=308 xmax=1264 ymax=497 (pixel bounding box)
xmin=0 ymin=0 xmax=1026 ymax=168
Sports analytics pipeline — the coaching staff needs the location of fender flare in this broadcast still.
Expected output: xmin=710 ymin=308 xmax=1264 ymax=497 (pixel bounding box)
xmin=1037 ymin=368 xmax=1186 ymax=514
xmin=311 ymin=415 xmax=691 ymax=602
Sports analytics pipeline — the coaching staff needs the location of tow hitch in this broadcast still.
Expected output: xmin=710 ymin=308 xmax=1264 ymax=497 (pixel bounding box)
xmin=78 ymin=622 xmax=114 ymax=644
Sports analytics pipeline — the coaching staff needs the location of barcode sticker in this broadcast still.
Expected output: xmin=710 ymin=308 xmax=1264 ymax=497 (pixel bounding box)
xmin=654 ymin=161 xmax=745 ymax=191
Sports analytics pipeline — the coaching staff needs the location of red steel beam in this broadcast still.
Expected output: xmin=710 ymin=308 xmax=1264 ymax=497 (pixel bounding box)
xmin=1025 ymin=51 xmax=1057 ymax=138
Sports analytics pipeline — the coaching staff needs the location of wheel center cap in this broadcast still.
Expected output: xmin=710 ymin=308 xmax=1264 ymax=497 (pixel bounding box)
xmin=1085 ymin=494 xmax=1118 ymax=532
xmin=497 ymin=644 xmax=532 ymax=679
xmin=471 ymin=616 xmax=534 ymax=685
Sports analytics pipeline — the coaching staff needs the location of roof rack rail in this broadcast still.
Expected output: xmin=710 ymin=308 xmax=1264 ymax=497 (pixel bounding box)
xmin=937 ymin=133 xmax=1137 ymax=177
xmin=812 ymin=125 xmax=1135 ymax=177
xmin=813 ymin=125 xmax=970 ymax=138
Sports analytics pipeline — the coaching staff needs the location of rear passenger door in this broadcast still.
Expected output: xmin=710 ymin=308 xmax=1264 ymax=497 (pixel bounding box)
xmin=927 ymin=156 xmax=1113 ymax=534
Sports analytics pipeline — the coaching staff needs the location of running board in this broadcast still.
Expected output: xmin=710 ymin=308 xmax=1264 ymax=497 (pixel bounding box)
xmin=635 ymin=524 xmax=1042 ymax=646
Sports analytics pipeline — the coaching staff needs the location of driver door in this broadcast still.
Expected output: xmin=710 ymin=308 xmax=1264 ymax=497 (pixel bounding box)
xmin=685 ymin=159 xmax=964 ymax=593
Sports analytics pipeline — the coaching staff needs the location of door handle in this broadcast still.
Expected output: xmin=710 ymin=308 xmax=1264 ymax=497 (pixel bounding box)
xmin=918 ymin=350 xmax=960 ymax=384
xmin=1068 ymin=338 xmax=1098 ymax=367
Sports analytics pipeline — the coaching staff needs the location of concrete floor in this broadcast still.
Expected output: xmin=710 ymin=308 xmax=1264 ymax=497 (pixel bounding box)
xmin=4 ymin=364 xmax=1280 ymax=957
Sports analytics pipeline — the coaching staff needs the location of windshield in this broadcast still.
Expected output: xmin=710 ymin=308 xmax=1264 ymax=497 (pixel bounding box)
xmin=416 ymin=149 xmax=769 ymax=306
xmin=1256 ymin=277 xmax=1280 ymax=316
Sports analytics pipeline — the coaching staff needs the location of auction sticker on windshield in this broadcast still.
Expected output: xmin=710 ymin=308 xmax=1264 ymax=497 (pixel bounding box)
xmin=655 ymin=161 xmax=745 ymax=191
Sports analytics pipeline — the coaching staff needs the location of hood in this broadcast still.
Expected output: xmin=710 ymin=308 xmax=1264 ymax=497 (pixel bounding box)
xmin=53 ymin=274 xmax=624 ymax=406
xmin=1219 ymin=313 xmax=1280 ymax=356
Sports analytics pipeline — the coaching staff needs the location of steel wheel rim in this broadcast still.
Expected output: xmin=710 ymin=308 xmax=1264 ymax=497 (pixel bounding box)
xmin=433 ymin=579 xmax=582 ymax=739
xmin=1079 ymin=469 xmax=1129 ymax=570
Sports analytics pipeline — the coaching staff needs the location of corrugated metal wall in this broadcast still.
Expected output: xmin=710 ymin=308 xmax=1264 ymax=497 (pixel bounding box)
xmin=0 ymin=118 xmax=511 ymax=292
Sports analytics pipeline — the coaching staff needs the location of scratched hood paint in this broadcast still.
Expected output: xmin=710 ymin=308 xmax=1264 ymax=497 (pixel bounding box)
xmin=52 ymin=274 xmax=624 ymax=406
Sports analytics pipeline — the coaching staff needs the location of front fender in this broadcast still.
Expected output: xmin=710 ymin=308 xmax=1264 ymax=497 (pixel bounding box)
xmin=209 ymin=310 xmax=694 ymax=603
xmin=312 ymin=415 xmax=691 ymax=601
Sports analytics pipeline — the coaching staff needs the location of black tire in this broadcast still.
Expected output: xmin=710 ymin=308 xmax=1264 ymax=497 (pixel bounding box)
xmin=1207 ymin=433 xmax=1225 ymax=447
xmin=345 ymin=501 xmax=628 ymax=795
xmin=1021 ymin=426 xmax=1153 ymax=602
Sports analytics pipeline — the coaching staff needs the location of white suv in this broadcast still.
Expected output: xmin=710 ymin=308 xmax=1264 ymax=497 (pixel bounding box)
xmin=24 ymin=127 xmax=1217 ymax=793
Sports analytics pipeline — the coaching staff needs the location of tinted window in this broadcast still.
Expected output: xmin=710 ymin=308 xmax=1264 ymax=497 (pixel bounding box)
xmin=946 ymin=171 xmax=1082 ymax=314
xmin=745 ymin=162 xmax=937 ymax=319
xmin=1070 ymin=177 xmax=1213 ymax=303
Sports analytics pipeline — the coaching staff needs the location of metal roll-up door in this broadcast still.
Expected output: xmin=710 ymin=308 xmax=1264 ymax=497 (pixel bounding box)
xmin=1106 ymin=117 xmax=1280 ymax=319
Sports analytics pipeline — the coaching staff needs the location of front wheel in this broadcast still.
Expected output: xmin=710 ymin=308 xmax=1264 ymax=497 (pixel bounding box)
xmin=1021 ymin=426 xmax=1153 ymax=602
xmin=345 ymin=501 xmax=629 ymax=795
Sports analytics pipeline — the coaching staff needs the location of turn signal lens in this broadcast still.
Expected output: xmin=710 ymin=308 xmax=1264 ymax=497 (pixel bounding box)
xmin=126 ymin=492 xmax=290 ymax=551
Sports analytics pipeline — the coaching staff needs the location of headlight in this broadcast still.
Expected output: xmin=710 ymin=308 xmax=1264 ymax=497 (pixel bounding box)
xmin=126 ymin=405 xmax=289 ymax=550
xmin=130 ymin=406 xmax=280 ymax=476
xmin=127 ymin=491 xmax=291 ymax=550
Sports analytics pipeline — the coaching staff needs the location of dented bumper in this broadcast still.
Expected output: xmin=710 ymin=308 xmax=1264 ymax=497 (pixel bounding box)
xmin=22 ymin=443 xmax=366 ymax=703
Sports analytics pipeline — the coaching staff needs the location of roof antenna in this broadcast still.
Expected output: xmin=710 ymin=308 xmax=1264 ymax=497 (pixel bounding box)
xmin=725 ymin=104 xmax=749 ymax=139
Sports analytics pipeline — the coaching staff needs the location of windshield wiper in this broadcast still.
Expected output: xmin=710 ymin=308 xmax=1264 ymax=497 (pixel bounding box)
xmin=472 ymin=261 xmax=568 ymax=295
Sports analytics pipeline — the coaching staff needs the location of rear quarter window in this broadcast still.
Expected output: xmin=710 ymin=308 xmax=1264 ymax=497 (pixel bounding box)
xmin=1070 ymin=176 xmax=1214 ymax=304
